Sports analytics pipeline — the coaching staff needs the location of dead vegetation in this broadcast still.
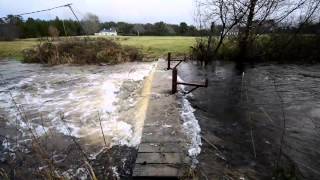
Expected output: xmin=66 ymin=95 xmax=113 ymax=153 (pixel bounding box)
xmin=0 ymin=110 xmax=128 ymax=180
xmin=22 ymin=38 xmax=143 ymax=65
xmin=0 ymin=89 xmax=130 ymax=180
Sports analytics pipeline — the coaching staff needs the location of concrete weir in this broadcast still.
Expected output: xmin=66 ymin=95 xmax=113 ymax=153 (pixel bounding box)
xmin=133 ymin=59 xmax=190 ymax=179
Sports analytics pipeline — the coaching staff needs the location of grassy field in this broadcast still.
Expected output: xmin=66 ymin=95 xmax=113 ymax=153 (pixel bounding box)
xmin=0 ymin=39 xmax=38 ymax=59
xmin=0 ymin=36 xmax=196 ymax=60
xmin=116 ymin=36 xmax=196 ymax=58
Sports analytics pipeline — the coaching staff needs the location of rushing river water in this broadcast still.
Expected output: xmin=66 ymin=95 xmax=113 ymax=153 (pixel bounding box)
xmin=179 ymin=61 xmax=320 ymax=179
xmin=1 ymin=59 xmax=319 ymax=179
xmin=0 ymin=59 xmax=154 ymax=179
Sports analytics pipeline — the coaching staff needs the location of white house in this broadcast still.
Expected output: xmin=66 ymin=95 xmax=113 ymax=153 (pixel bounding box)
xmin=94 ymin=28 xmax=117 ymax=36
xmin=226 ymin=27 xmax=239 ymax=37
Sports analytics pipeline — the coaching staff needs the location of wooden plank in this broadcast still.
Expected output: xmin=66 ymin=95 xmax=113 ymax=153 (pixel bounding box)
xmin=133 ymin=164 xmax=183 ymax=177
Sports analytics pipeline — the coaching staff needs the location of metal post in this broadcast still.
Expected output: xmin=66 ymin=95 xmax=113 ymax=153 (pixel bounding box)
xmin=167 ymin=52 xmax=171 ymax=70
xmin=172 ymin=68 xmax=177 ymax=94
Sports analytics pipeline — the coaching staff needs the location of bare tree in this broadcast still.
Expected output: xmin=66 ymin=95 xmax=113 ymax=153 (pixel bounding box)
xmin=48 ymin=25 xmax=60 ymax=40
xmin=196 ymin=0 xmax=320 ymax=60
xmin=238 ymin=0 xmax=319 ymax=59
xmin=81 ymin=13 xmax=101 ymax=35
xmin=198 ymin=0 xmax=250 ymax=57
xmin=132 ymin=24 xmax=145 ymax=36
xmin=238 ymin=0 xmax=258 ymax=59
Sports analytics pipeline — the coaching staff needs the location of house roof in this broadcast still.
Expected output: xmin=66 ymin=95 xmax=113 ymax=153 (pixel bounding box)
xmin=99 ymin=28 xmax=116 ymax=33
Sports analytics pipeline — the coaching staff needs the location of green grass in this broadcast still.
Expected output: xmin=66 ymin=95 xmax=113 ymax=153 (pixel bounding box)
xmin=0 ymin=39 xmax=38 ymax=59
xmin=115 ymin=36 xmax=196 ymax=58
xmin=0 ymin=36 xmax=196 ymax=60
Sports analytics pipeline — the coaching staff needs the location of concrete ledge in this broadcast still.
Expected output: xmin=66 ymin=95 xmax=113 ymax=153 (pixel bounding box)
xmin=133 ymin=59 xmax=189 ymax=179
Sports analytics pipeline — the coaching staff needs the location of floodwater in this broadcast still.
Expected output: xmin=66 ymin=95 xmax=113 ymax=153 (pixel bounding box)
xmin=0 ymin=59 xmax=154 ymax=179
xmin=179 ymin=61 xmax=320 ymax=179
xmin=1 ymin=59 xmax=319 ymax=179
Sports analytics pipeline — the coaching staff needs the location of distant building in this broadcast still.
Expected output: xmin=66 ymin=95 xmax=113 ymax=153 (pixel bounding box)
xmin=226 ymin=26 xmax=239 ymax=37
xmin=94 ymin=28 xmax=117 ymax=36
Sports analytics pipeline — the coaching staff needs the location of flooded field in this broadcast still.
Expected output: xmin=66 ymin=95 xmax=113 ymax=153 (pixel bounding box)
xmin=0 ymin=59 xmax=154 ymax=179
xmin=179 ymin=61 xmax=320 ymax=179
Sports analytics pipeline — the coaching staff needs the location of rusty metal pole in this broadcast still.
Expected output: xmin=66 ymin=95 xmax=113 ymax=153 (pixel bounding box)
xmin=167 ymin=52 xmax=171 ymax=70
xmin=172 ymin=68 xmax=177 ymax=94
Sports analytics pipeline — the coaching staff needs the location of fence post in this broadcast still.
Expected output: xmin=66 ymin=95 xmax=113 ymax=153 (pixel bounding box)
xmin=167 ymin=52 xmax=171 ymax=70
xmin=172 ymin=68 xmax=177 ymax=94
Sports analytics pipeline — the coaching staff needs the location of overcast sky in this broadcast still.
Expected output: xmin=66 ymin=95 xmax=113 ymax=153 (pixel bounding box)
xmin=0 ymin=0 xmax=195 ymax=25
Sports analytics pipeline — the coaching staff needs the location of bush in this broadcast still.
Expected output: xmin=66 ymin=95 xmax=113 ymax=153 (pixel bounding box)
xmin=190 ymin=38 xmax=207 ymax=63
xmin=123 ymin=45 xmax=143 ymax=61
xmin=260 ymin=34 xmax=320 ymax=63
xmin=216 ymin=38 xmax=239 ymax=61
xmin=22 ymin=38 xmax=144 ymax=65
xmin=203 ymin=34 xmax=320 ymax=63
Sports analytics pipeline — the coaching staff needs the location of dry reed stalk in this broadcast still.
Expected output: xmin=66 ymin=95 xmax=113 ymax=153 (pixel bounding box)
xmin=98 ymin=112 xmax=108 ymax=148
xmin=59 ymin=113 xmax=90 ymax=162
xmin=271 ymin=76 xmax=287 ymax=169
xmin=242 ymin=72 xmax=257 ymax=158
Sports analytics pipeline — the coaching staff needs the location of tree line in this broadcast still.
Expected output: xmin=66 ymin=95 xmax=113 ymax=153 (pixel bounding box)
xmin=0 ymin=14 xmax=206 ymax=40
xmin=1 ymin=11 xmax=320 ymax=41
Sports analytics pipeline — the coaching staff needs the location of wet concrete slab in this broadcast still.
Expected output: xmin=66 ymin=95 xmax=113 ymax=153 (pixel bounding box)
xmin=133 ymin=59 xmax=189 ymax=179
xmin=138 ymin=142 xmax=183 ymax=153
xmin=133 ymin=164 xmax=183 ymax=178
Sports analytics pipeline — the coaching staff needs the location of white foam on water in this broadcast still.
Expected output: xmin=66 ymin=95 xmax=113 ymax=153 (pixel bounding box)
xmin=34 ymin=125 xmax=49 ymax=136
xmin=0 ymin=62 xmax=154 ymax=179
xmin=177 ymin=76 xmax=202 ymax=167
xmin=75 ymin=168 xmax=89 ymax=180
xmin=0 ymin=62 xmax=154 ymax=152
xmin=61 ymin=167 xmax=91 ymax=180
xmin=1 ymin=139 xmax=13 ymax=152
xmin=85 ymin=118 xmax=135 ymax=146
xmin=17 ymin=76 xmax=35 ymax=87
xmin=101 ymin=80 xmax=120 ymax=113
xmin=111 ymin=166 xmax=120 ymax=179
xmin=181 ymin=98 xmax=202 ymax=156
xmin=109 ymin=65 xmax=152 ymax=82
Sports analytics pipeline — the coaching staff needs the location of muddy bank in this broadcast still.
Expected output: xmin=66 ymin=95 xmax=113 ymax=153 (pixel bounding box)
xmin=179 ymin=61 xmax=320 ymax=179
